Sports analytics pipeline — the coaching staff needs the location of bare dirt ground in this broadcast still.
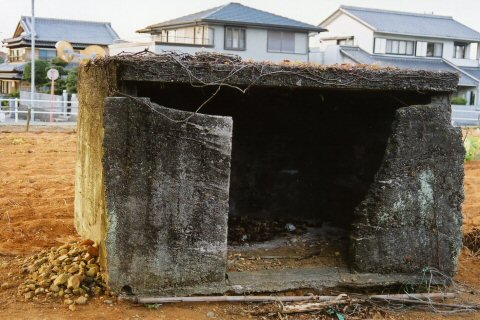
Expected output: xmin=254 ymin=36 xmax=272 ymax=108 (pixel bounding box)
xmin=1 ymin=126 xmax=480 ymax=319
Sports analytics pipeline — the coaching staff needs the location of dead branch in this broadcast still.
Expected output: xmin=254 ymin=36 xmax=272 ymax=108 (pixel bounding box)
xmin=280 ymin=293 xmax=460 ymax=315
xmin=370 ymin=296 xmax=480 ymax=311
xmin=369 ymin=293 xmax=455 ymax=300
xmin=281 ymin=294 xmax=352 ymax=314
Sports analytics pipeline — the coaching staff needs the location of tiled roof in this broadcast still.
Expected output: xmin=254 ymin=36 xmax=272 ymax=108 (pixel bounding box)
xmin=4 ymin=16 xmax=120 ymax=46
xmin=461 ymin=67 xmax=480 ymax=81
xmin=339 ymin=6 xmax=480 ymax=41
xmin=0 ymin=62 xmax=26 ymax=72
xmin=340 ymin=46 xmax=478 ymax=87
xmin=139 ymin=2 xmax=324 ymax=33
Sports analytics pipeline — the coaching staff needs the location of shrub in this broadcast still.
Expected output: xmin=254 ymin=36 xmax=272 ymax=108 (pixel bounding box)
xmin=66 ymin=67 xmax=78 ymax=94
xmin=465 ymin=136 xmax=480 ymax=161
xmin=10 ymin=90 xmax=19 ymax=98
xmin=23 ymin=60 xmax=50 ymax=86
xmin=451 ymin=96 xmax=467 ymax=105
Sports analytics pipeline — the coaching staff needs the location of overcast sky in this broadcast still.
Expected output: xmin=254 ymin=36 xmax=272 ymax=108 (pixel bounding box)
xmin=2 ymin=0 xmax=480 ymax=51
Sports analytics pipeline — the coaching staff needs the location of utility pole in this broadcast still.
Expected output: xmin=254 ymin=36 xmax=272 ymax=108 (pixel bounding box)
xmin=27 ymin=0 xmax=35 ymax=131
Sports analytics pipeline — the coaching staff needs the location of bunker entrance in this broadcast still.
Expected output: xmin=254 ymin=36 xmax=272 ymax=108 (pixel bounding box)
xmin=134 ymin=81 xmax=432 ymax=274
xmin=78 ymin=56 xmax=463 ymax=295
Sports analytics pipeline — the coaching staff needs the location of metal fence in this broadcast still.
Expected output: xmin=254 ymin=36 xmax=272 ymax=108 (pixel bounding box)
xmin=0 ymin=97 xmax=79 ymax=125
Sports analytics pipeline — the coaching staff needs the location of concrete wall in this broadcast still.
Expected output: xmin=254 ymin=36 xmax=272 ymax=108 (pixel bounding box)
xmin=76 ymin=57 xmax=464 ymax=295
xmin=75 ymin=63 xmax=113 ymax=271
xmin=103 ymin=97 xmax=232 ymax=295
xmin=351 ymin=96 xmax=464 ymax=275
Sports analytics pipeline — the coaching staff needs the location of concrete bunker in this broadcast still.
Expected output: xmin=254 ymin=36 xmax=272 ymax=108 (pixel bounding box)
xmin=75 ymin=53 xmax=465 ymax=296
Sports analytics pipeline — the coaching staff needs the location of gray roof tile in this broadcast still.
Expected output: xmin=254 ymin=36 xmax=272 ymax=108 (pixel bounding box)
xmin=340 ymin=6 xmax=480 ymax=41
xmin=0 ymin=62 xmax=26 ymax=72
xmin=461 ymin=67 xmax=480 ymax=81
xmin=7 ymin=16 xmax=120 ymax=45
xmin=340 ymin=46 xmax=478 ymax=87
xmin=141 ymin=2 xmax=324 ymax=32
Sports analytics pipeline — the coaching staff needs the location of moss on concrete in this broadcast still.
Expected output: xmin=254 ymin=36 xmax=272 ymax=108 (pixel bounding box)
xmin=75 ymin=63 xmax=117 ymax=274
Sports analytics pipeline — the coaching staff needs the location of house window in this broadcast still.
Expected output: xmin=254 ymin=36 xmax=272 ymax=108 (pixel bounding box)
xmin=167 ymin=30 xmax=176 ymax=43
xmin=225 ymin=27 xmax=246 ymax=50
xmin=39 ymin=49 xmax=56 ymax=60
xmin=267 ymin=30 xmax=295 ymax=53
xmin=337 ymin=37 xmax=354 ymax=45
xmin=385 ymin=39 xmax=414 ymax=55
xmin=454 ymin=42 xmax=467 ymax=59
xmin=9 ymin=49 xmax=21 ymax=62
xmin=426 ymin=42 xmax=443 ymax=57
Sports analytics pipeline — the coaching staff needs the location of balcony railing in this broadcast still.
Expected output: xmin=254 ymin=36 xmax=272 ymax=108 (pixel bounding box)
xmin=153 ymin=35 xmax=214 ymax=46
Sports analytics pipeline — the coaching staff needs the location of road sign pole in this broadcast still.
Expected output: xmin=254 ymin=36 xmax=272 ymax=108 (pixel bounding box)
xmin=50 ymin=79 xmax=55 ymax=122
xmin=47 ymin=68 xmax=59 ymax=123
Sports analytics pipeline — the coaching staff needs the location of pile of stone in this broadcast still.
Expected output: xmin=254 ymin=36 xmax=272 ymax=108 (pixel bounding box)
xmin=17 ymin=239 xmax=107 ymax=308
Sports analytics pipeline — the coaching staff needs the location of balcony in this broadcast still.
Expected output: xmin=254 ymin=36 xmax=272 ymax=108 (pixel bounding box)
xmin=153 ymin=35 xmax=214 ymax=47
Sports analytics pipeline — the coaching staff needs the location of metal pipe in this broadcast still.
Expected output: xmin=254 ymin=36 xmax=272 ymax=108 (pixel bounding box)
xmin=119 ymin=292 xmax=456 ymax=305
xmin=30 ymin=0 xmax=35 ymax=105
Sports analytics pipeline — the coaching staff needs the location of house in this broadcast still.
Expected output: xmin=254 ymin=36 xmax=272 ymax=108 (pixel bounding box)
xmin=0 ymin=16 xmax=120 ymax=95
xmin=314 ymin=6 xmax=480 ymax=106
xmin=109 ymin=2 xmax=324 ymax=62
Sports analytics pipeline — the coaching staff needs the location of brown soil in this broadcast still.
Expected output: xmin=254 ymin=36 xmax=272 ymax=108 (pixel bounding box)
xmin=1 ymin=126 xmax=480 ymax=319
xmin=0 ymin=127 xmax=79 ymax=254
xmin=464 ymin=161 xmax=480 ymax=233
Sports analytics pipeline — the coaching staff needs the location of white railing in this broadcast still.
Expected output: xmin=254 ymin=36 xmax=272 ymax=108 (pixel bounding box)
xmin=0 ymin=100 xmax=475 ymax=126
xmin=452 ymin=105 xmax=480 ymax=127
xmin=0 ymin=98 xmax=79 ymax=124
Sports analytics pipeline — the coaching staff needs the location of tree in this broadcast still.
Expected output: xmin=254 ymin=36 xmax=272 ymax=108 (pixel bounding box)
xmin=23 ymin=60 xmax=50 ymax=86
xmin=50 ymin=57 xmax=68 ymax=68
xmin=66 ymin=67 xmax=78 ymax=94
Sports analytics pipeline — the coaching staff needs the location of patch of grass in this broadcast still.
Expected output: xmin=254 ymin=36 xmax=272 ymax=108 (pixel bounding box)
xmin=464 ymin=136 xmax=480 ymax=161
xmin=11 ymin=137 xmax=26 ymax=145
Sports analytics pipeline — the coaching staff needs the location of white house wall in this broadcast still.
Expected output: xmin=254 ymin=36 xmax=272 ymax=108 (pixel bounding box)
xmin=110 ymin=26 xmax=310 ymax=63
xmin=109 ymin=42 xmax=156 ymax=56
xmin=373 ymin=33 xmax=480 ymax=67
xmin=317 ymin=13 xmax=374 ymax=53
xmin=374 ymin=32 xmax=455 ymax=58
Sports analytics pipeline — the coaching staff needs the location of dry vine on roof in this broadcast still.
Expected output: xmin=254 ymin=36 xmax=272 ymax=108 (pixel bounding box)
xmin=82 ymin=50 xmax=459 ymax=123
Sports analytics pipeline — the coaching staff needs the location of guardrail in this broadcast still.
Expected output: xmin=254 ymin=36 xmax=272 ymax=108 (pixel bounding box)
xmin=0 ymin=98 xmax=79 ymax=124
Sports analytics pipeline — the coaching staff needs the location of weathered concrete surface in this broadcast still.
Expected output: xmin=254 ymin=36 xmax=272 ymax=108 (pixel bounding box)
xmin=226 ymin=267 xmax=446 ymax=294
xmin=75 ymin=55 xmax=464 ymax=295
xmin=103 ymin=97 xmax=233 ymax=295
xmin=75 ymin=63 xmax=117 ymax=270
xmin=106 ymin=55 xmax=459 ymax=93
xmin=351 ymin=98 xmax=464 ymax=275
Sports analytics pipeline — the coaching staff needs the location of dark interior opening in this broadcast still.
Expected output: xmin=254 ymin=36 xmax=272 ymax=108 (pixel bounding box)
xmin=131 ymin=81 xmax=432 ymax=269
